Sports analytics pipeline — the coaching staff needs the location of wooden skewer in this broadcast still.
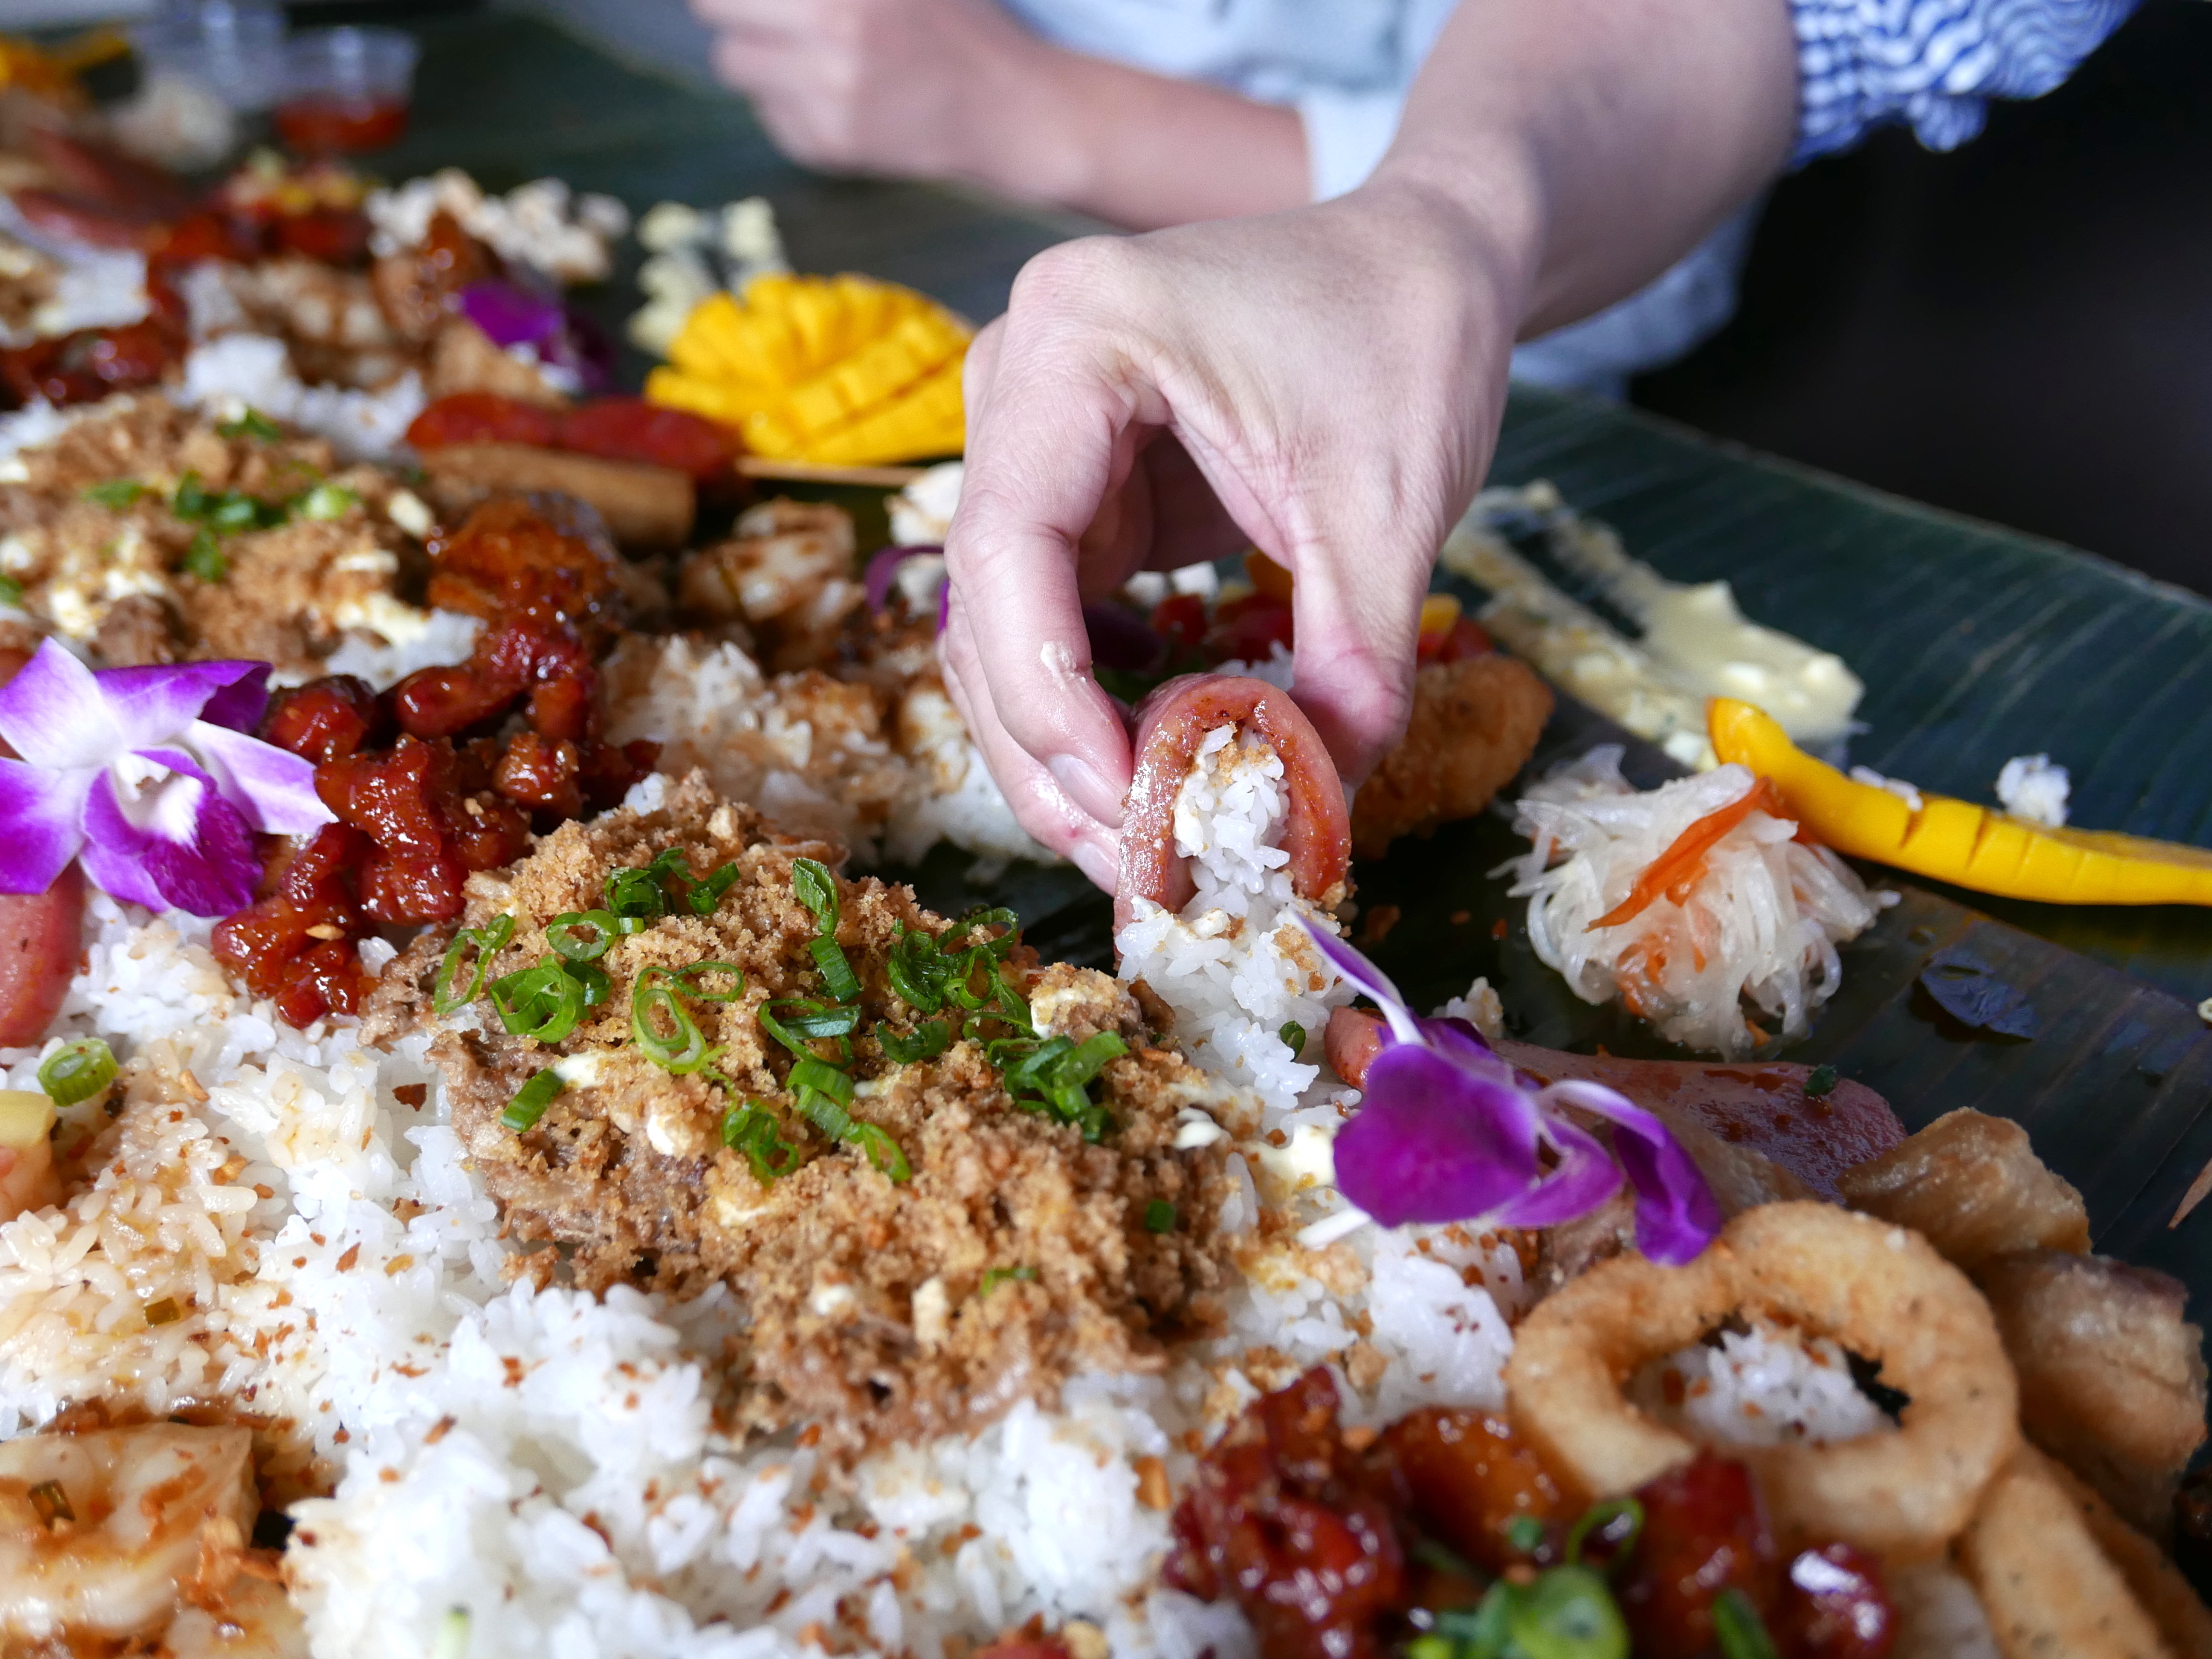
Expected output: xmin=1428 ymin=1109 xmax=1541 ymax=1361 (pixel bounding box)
xmin=735 ymin=456 xmax=932 ymax=488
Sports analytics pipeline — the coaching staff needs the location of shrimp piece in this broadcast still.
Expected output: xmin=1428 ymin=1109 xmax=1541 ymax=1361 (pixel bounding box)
xmin=0 ymin=1424 xmax=258 ymax=1643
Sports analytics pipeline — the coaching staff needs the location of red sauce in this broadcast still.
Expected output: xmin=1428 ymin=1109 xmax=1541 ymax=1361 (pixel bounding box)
xmin=213 ymin=501 xmax=658 ymax=1026
xmin=274 ymin=97 xmax=411 ymax=156
xmin=406 ymin=392 xmax=563 ymax=453
xmin=1165 ymin=1370 xmax=1896 ymax=1659
xmin=405 ymin=392 xmax=740 ymax=482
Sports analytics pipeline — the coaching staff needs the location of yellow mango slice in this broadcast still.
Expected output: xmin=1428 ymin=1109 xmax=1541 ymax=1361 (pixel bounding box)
xmin=1710 ymin=698 xmax=2212 ymax=905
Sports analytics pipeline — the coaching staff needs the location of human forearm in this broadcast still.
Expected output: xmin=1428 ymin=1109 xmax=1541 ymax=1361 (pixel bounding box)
xmin=959 ymin=44 xmax=1309 ymax=230
xmin=1377 ymin=0 xmax=1798 ymax=337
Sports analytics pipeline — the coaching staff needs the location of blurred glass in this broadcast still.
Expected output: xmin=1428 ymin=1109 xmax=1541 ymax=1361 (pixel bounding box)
xmin=129 ymin=0 xmax=286 ymax=112
xmin=275 ymin=25 xmax=416 ymax=153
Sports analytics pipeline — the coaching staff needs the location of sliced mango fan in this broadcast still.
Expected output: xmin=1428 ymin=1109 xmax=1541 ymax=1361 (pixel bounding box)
xmin=646 ymin=272 xmax=968 ymax=468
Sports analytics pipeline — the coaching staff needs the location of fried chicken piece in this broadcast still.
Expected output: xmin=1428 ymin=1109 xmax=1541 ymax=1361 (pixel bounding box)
xmin=1350 ymin=653 xmax=1552 ymax=858
xmin=678 ymin=499 xmax=865 ymax=673
xmin=1837 ymin=1108 xmax=2091 ymax=1270
xmin=1977 ymin=1249 xmax=2208 ymax=1538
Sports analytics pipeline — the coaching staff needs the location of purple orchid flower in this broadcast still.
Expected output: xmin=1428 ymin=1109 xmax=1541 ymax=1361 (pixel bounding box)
xmin=0 ymin=641 xmax=334 ymax=917
xmin=1302 ymin=919 xmax=1721 ymax=1266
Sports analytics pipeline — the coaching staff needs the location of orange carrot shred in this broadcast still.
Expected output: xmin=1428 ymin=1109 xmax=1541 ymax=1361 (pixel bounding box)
xmin=1588 ymin=778 xmax=1791 ymax=931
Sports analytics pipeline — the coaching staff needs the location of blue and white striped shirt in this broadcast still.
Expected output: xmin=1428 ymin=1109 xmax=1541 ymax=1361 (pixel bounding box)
xmin=1792 ymin=0 xmax=2142 ymax=163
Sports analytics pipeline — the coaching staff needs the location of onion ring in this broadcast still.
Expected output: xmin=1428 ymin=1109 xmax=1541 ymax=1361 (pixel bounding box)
xmin=1504 ymin=1200 xmax=2018 ymax=1559
xmin=1959 ymin=1447 xmax=2173 ymax=1659
xmin=1116 ymin=673 xmax=1351 ymax=937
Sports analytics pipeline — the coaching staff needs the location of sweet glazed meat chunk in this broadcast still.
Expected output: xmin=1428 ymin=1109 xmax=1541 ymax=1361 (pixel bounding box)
xmin=366 ymin=773 xmax=1237 ymax=1452
xmin=1165 ymin=1370 xmax=1898 ymax=1659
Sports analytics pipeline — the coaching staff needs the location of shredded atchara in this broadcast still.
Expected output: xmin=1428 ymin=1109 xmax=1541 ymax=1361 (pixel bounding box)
xmin=1501 ymin=746 xmax=1895 ymax=1056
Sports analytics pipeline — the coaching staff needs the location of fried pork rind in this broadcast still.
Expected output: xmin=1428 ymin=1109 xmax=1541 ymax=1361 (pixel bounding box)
xmin=1349 ymin=653 xmax=1553 ymax=858
xmin=1976 ymin=1249 xmax=2208 ymax=1537
xmin=1837 ymin=1108 xmax=2091 ymax=1269
xmin=1960 ymin=1447 xmax=2179 ymax=1659
xmin=1506 ymin=1201 xmax=2017 ymax=1559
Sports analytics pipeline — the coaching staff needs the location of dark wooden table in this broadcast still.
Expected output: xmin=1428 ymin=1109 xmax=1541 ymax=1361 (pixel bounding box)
xmin=390 ymin=10 xmax=2212 ymax=1314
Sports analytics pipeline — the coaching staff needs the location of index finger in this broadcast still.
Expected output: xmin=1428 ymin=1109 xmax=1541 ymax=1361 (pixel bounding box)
xmin=945 ymin=254 xmax=1154 ymax=830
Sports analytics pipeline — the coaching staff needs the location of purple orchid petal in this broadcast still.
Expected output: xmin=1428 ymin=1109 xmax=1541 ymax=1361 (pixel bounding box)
xmin=0 ymin=759 xmax=89 ymax=893
xmin=865 ymin=545 xmax=942 ymax=613
xmin=1333 ymin=1042 xmax=1545 ymax=1226
xmin=0 ymin=640 xmax=123 ymax=769
xmin=185 ymin=720 xmax=333 ymax=835
xmin=459 ymin=280 xmax=566 ymax=349
xmin=81 ymin=658 xmax=268 ymax=754
xmin=194 ymin=664 xmax=272 ymax=734
xmin=1544 ymin=1079 xmax=1722 ymax=1266
xmin=1490 ymin=1114 xmax=1625 ymax=1229
xmin=1299 ymin=916 xmax=1422 ymax=1045
xmin=80 ymin=748 xmax=259 ymax=916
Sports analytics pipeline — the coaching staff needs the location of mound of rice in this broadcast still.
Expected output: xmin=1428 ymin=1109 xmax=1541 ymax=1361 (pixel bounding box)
xmin=0 ymin=747 xmax=1986 ymax=1656
xmin=1113 ymin=726 xmax=1355 ymax=1113
xmin=1501 ymin=746 xmax=1895 ymax=1057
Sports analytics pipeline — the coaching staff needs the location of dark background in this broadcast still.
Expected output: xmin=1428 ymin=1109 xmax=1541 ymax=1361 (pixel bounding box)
xmin=1635 ymin=0 xmax=2212 ymax=598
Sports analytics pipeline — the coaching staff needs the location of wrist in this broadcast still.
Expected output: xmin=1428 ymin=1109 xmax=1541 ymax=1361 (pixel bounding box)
xmin=1351 ymin=150 xmax=1545 ymax=349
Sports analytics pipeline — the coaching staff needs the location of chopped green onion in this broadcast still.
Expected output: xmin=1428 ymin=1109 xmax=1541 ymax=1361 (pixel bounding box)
xmin=1564 ymin=1497 xmax=1643 ymax=1571
xmin=688 ymin=861 xmax=741 ymax=916
xmin=39 ymin=1038 xmax=117 ymax=1107
xmin=28 ymin=1479 xmax=73 ymax=1527
xmin=719 ymin=1099 xmax=801 ymax=1181
xmin=979 ymin=1266 xmax=1038 ymax=1297
xmin=172 ymin=471 xmax=210 ymax=519
xmin=546 ymin=911 xmax=620 ymax=962
xmin=1432 ymin=1588 xmax=1514 ymax=1655
xmin=560 ymin=960 xmax=610 ymax=1008
xmin=887 ymin=927 xmax=946 ymax=1012
xmin=849 ymin=1121 xmax=911 ymax=1181
xmin=792 ymin=858 xmax=838 ymax=934
xmin=1280 ymin=1021 xmax=1307 ymax=1055
xmin=788 ymin=1055 xmax=854 ymax=1106
xmin=604 ymin=865 xmax=668 ymax=931
xmin=942 ymin=905 xmax=1019 ymax=958
xmin=1710 ymin=1588 xmax=1778 ymax=1659
xmin=809 ymin=934 xmax=861 ymax=1003
xmin=181 ymin=526 xmax=227 ymax=583
xmin=433 ymin=915 xmax=515 ymax=1016
xmin=501 ymin=1069 xmax=564 ymax=1133
xmin=1058 ymin=1032 xmax=1127 ymax=1087
xmin=795 ymin=1084 xmax=855 ymax=1141
xmin=489 ymin=958 xmax=585 ymax=1044
xmin=1144 ymin=1199 xmax=1177 ymax=1233
xmin=762 ymin=999 xmax=860 ymax=1045
xmin=673 ymin=961 xmax=745 ymax=1001
xmin=1507 ymin=1566 xmax=1629 ymax=1659
xmin=880 ymin=1020 xmax=950 ymax=1065
xmin=1506 ymin=1514 xmax=1548 ymax=1555
xmin=217 ymin=408 xmax=283 ymax=442
xmin=632 ymin=977 xmax=716 ymax=1072
xmin=82 ymin=479 xmax=146 ymax=509
xmin=296 ymin=481 xmax=358 ymax=520
xmin=1804 ymin=1064 xmax=1838 ymax=1099
xmin=0 ymin=574 xmax=18 ymax=607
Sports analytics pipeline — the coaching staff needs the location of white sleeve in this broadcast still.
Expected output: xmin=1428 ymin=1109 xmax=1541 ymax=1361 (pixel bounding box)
xmin=1296 ymin=85 xmax=1407 ymax=201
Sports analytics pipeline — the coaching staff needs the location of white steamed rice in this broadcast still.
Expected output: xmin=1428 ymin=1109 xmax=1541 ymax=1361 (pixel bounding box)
xmin=0 ymin=725 xmax=1986 ymax=1657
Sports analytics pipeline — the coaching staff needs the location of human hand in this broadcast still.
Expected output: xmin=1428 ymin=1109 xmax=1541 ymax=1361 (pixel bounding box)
xmin=940 ymin=180 xmax=1538 ymax=890
xmin=690 ymin=0 xmax=1044 ymax=181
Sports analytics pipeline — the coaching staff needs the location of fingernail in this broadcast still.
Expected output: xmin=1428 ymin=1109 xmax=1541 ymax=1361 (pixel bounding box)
xmin=1048 ymin=754 xmax=1124 ymax=826
xmin=1070 ymin=840 xmax=1118 ymax=893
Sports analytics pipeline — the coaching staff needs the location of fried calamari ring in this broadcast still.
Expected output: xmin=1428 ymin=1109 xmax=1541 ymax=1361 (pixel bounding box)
xmin=1959 ymin=1447 xmax=2176 ymax=1659
xmin=1116 ymin=673 xmax=1351 ymax=938
xmin=1504 ymin=1201 xmax=2018 ymax=1559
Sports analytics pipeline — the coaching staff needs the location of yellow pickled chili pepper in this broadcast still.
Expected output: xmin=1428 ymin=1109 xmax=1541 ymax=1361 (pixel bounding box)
xmin=1709 ymin=698 xmax=2212 ymax=905
xmin=645 ymin=272 xmax=970 ymax=467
